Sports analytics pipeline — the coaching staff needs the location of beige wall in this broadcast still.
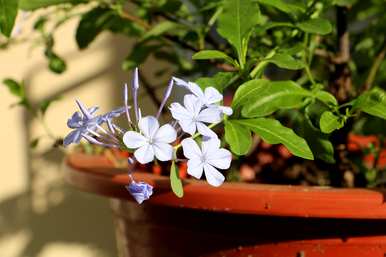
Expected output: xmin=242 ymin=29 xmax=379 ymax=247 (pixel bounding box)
xmin=0 ymin=10 xmax=163 ymax=257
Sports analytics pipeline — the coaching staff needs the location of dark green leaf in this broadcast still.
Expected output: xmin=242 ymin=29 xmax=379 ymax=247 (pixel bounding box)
xmin=265 ymin=53 xmax=305 ymax=70
xmin=0 ymin=0 xmax=18 ymax=37
xmin=257 ymin=0 xmax=305 ymax=15
xmin=195 ymin=72 xmax=235 ymax=92
xmin=217 ymin=0 xmax=260 ymax=65
xmin=3 ymin=78 xmax=24 ymax=97
xmin=241 ymin=80 xmax=312 ymax=118
xmin=224 ymin=120 xmax=251 ymax=155
xmin=122 ymin=43 xmax=162 ymax=70
xmin=353 ymin=87 xmax=386 ymax=120
xmin=141 ymin=21 xmax=181 ymax=41
xmin=301 ymin=118 xmax=335 ymax=163
xmin=234 ymin=118 xmax=314 ymax=160
xmin=319 ymin=111 xmax=344 ymax=133
xmin=76 ymin=7 xmax=111 ymax=49
xmin=170 ymin=161 xmax=183 ymax=198
xmin=232 ymin=79 xmax=269 ymax=109
xmin=297 ymin=18 xmax=332 ymax=35
xmin=19 ymin=0 xmax=85 ymax=10
xmin=48 ymin=53 xmax=66 ymax=74
xmin=192 ymin=50 xmax=237 ymax=66
xmin=30 ymin=138 xmax=40 ymax=149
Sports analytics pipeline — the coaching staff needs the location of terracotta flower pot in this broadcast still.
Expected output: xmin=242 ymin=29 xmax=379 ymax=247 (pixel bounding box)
xmin=65 ymin=153 xmax=386 ymax=257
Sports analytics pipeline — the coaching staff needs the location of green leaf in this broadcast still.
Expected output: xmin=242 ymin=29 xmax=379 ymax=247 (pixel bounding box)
xmin=236 ymin=118 xmax=314 ymax=159
xmin=265 ymin=53 xmax=305 ymax=70
xmin=353 ymin=87 xmax=386 ymax=120
xmin=232 ymin=79 xmax=269 ymax=109
xmin=319 ymin=111 xmax=344 ymax=133
xmin=30 ymin=138 xmax=40 ymax=149
xmin=170 ymin=161 xmax=183 ymax=198
xmin=235 ymin=118 xmax=314 ymax=160
xmin=122 ymin=43 xmax=162 ymax=70
xmin=217 ymin=0 xmax=260 ymax=66
xmin=0 ymin=0 xmax=18 ymax=37
xmin=332 ymin=0 xmax=357 ymax=6
xmin=192 ymin=50 xmax=237 ymax=66
xmin=142 ymin=21 xmax=180 ymax=41
xmin=48 ymin=53 xmax=66 ymax=74
xmin=257 ymin=0 xmax=305 ymax=15
xmin=3 ymin=78 xmax=24 ymax=97
xmin=19 ymin=0 xmax=84 ymax=10
xmin=76 ymin=7 xmax=111 ymax=49
xmin=224 ymin=120 xmax=251 ymax=155
xmin=297 ymin=18 xmax=332 ymax=35
xmin=195 ymin=72 xmax=235 ymax=92
xmin=241 ymin=80 xmax=312 ymax=118
xmin=301 ymin=118 xmax=335 ymax=163
xmin=314 ymin=90 xmax=338 ymax=106
xmin=39 ymin=96 xmax=60 ymax=115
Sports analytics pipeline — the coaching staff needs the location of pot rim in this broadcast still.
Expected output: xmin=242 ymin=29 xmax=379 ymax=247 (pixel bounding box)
xmin=65 ymin=153 xmax=386 ymax=219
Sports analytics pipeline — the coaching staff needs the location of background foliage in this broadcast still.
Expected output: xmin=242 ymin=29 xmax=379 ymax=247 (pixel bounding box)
xmin=1 ymin=0 xmax=386 ymax=187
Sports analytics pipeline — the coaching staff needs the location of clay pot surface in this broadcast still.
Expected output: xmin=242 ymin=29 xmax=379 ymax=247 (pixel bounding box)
xmin=65 ymin=153 xmax=386 ymax=257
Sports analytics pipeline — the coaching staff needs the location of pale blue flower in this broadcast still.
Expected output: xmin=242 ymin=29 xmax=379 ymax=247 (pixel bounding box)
xmin=126 ymin=181 xmax=153 ymax=204
xmin=63 ymin=100 xmax=103 ymax=146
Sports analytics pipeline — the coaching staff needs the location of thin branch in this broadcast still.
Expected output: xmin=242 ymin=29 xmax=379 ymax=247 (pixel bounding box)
xmin=138 ymin=72 xmax=162 ymax=108
xmin=362 ymin=42 xmax=386 ymax=92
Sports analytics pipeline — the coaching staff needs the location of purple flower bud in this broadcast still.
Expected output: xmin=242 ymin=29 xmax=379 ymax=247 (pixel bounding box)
xmin=126 ymin=181 xmax=153 ymax=204
xmin=132 ymin=68 xmax=139 ymax=121
xmin=156 ymin=79 xmax=174 ymax=119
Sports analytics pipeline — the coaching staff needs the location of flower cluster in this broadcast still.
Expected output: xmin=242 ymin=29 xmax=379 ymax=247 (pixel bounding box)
xmin=64 ymin=68 xmax=233 ymax=204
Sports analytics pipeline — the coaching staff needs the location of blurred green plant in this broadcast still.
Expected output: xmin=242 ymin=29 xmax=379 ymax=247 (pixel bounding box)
xmin=1 ymin=0 xmax=386 ymax=186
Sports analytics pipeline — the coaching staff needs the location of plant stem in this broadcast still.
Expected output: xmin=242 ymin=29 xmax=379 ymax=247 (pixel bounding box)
xmin=362 ymin=41 xmax=386 ymax=92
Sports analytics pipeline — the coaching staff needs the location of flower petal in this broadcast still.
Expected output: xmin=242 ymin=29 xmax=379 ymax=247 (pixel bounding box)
xmin=169 ymin=102 xmax=192 ymax=121
xmin=219 ymin=106 xmax=233 ymax=116
xmin=187 ymin=159 xmax=204 ymax=179
xmin=181 ymin=138 xmax=202 ymax=159
xmin=153 ymin=142 xmax=173 ymax=161
xmin=178 ymin=119 xmax=196 ymax=135
xmin=204 ymin=164 xmax=225 ymax=187
xmin=154 ymin=124 xmax=177 ymax=143
xmin=196 ymin=122 xmax=218 ymax=138
xmin=207 ymin=149 xmax=232 ymax=169
xmin=134 ymin=144 xmax=155 ymax=164
xmin=201 ymin=137 xmax=221 ymax=156
xmin=188 ymin=82 xmax=205 ymax=98
xmin=63 ymin=129 xmax=82 ymax=146
xmin=204 ymin=87 xmax=223 ymax=104
xmin=123 ymin=131 xmax=147 ymax=148
xmin=67 ymin=112 xmax=82 ymax=128
xmin=184 ymin=94 xmax=202 ymax=115
xmin=197 ymin=107 xmax=222 ymax=123
xmin=138 ymin=116 xmax=159 ymax=138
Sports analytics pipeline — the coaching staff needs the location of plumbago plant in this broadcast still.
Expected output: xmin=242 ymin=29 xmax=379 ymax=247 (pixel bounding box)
xmin=64 ymin=68 xmax=233 ymax=202
xmin=1 ymin=0 xmax=386 ymax=188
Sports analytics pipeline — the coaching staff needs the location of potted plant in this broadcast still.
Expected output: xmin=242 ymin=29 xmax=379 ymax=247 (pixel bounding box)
xmin=2 ymin=0 xmax=386 ymax=256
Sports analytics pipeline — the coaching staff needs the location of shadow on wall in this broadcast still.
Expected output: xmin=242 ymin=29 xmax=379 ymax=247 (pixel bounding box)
xmin=0 ymin=34 xmax=156 ymax=257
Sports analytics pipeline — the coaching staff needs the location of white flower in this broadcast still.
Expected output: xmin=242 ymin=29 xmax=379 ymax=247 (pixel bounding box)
xmin=170 ymin=94 xmax=222 ymax=138
xmin=123 ymin=116 xmax=177 ymax=164
xmin=173 ymin=77 xmax=233 ymax=115
xmin=173 ymin=77 xmax=222 ymax=105
xmin=181 ymin=138 xmax=232 ymax=187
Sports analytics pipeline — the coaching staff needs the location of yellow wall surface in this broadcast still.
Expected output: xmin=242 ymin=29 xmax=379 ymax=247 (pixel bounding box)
xmin=0 ymin=9 xmax=166 ymax=257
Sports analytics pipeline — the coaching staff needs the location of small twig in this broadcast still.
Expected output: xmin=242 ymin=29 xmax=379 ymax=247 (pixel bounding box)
xmin=362 ymin=42 xmax=386 ymax=92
